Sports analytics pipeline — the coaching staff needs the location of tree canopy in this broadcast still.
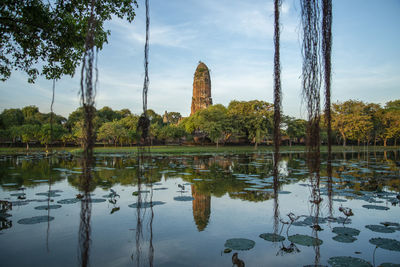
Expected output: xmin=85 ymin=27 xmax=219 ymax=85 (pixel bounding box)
xmin=0 ymin=0 xmax=138 ymax=82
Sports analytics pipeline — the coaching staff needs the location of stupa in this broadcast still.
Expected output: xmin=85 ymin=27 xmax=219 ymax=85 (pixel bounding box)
xmin=190 ymin=61 xmax=212 ymax=115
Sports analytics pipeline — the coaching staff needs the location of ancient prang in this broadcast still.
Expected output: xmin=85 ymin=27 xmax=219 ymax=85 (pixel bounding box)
xmin=190 ymin=61 xmax=212 ymax=115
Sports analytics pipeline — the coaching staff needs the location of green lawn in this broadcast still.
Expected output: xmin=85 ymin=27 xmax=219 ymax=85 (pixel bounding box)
xmin=0 ymin=145 xmax=398 ymax=155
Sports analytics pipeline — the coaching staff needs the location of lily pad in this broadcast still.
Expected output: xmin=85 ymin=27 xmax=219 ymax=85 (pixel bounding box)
xmin=332 ymin=227 xmax=360 ymax=236
xmin=380 ymin=222 xmax=400 ymax=227
xmin=88 ymin=198 xmax=106 ymax=203
xmin=259 ymin=233 xmax=285 ymax=242
xmin=379 ymin=263 xmax=400 ymax=267
xmin=128 ymin=201 xmax=165 ymax=209
xmin=328 ymin=256 xmax=372 ymax=267
xmin=365 ymin=225 xmax=395 ymax=233
xmin=36 ymin=192 xmax=61 ymax=197
xmin=34 ymin=205 xmax=62 ymax=210
xmin=57 ymin=198 xmax=80 ymax=204
xmin=362 ymin=205 xmax=389 ymax=210
xmin=288 ymin=234 xmax=323 ymax=247
xmin=332 ymin=234 xmax=357 ymax=243
xmin=17 ymin=215 xmax=54 ymax=225
xmin=11 ymin=200 xmax=29 ymax=206
xmin=369 ymin=238 xmax=400 ymax=251
xmin=332 ymin=198 xmax=348 ymax=202
xmin=224 ymin=238 xmax=255 ymax=251
xmin=10 ymin=193 xmax=26 ymax=197
xmin=173 ymin=196 xmax=194 ymax=201
xmin=153 ymin=187 xmax=168 ymax=191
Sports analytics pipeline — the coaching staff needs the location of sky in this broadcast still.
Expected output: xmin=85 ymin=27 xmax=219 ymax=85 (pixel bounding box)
xmin=1 ymin=0 xmax=399 ymax=119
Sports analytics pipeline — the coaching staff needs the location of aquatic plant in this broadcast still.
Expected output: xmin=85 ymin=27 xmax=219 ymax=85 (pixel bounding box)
xmin=224 ymin=238 xmax=255 ymax=251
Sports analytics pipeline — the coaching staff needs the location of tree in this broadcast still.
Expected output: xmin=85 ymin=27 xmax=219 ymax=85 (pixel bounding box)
xmin=227 ymin=100 xmax=274 ymax=148
xmin=0 ymin=108 xmax=24 ymax=129
xmin=158 ymin=124 xmax=185 ymax=143
xmin=97 ymin=120 xmax=126 ymax=147
xmin=285 ymin=117 xmax=306 ymax=146
xmin=38 ymin=123 xmax=67 ymax=150
xmin=332 ymin=100 xmax=373 ymax=146
xmin=97 ymin=106 xmax=122 ymax=123
xmin=1 ymin=0 xmax=138 ymax=82
xmin=20 ymin=124 xmax=40 ymax=150
xmin=379 ymin=102 xmax=400 ymax=146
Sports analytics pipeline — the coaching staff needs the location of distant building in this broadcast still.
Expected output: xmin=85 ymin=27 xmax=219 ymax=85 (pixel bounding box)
xmin=190 ymin=61 xmax=212 ymax=115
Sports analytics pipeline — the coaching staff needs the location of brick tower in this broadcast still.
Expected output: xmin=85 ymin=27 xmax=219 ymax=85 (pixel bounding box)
xmin=190 ymin=61 xmax=212 ymax=115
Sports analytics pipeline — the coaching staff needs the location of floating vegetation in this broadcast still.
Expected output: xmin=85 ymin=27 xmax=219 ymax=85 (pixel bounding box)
xmin=259 ymin=233 xmax=285 ymax=242
xmin=332 ymin=227 xmax=360 ymax=236
xmin=379 ymin=263 xmax=400 ymax=267
xmin=380 ymin=222 xmax=400 ymax=228
xmin=34 ymin=205 xmax=62 ymax=210
xmin=365 ymin=225 xmax=395 ymax=233
xmin=17 ymin=215 xmax=55 ymax=225
xmin=332 ymin=198 xmax=347 ymax=202
xmin=11 ymin=200 xmax=29 ymax=206
xmin=57 ymin=198 xmax=80 ymax=204
xmin=128 ymin=201 xmax=165 ymax=208
xmin=332 ymin=234 xmax=357 ymax=243
xmin=223 ymin=248 xmax=232 ymax=253
xmin=362 ymin=205 xmax=389 ymax=210
xmin=369 ymin=238 xmax=400 ymax=252
xmin=288 ymin=234 xmax=322 ymax=247
xmin=36 ymin=192 xmax=61 ymax=197
xmin=88 ymin=198 xmax=106 ymax=203
xmin=224 ymin=238 xmax=255 ymax=251
xmin=153 ymin=187 xmax=168 ymax=191
xmin=327 ymin=256 xmax=372 ymax=267
xmin=173 ymin=196 xmax=194 ymax=201
xmin=10 ymin=193 xmax=26 ymax=197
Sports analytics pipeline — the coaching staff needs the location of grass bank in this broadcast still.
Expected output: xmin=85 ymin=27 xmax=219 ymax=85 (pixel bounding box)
xmin=0 ymin=145 xmax=398 ymax=155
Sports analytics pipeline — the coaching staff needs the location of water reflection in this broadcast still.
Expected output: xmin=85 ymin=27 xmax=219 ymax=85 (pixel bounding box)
xmin=0 ymin=151 xmax=399 ymax=266
xmin=132 ymin=149 xmax=154 ymax=267
xmin=191 ymin=185 xmax=211 ymax=231
xmin=78 ymin=153 xmax=93 ymax=267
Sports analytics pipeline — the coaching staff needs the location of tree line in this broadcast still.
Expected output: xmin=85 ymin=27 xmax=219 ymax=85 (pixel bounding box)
xmin=0 ymin=99 xmax=399 ymax=149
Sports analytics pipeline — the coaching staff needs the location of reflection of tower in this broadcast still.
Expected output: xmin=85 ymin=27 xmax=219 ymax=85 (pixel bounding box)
xmin=191 ymin=185 xmax=211 ymax=231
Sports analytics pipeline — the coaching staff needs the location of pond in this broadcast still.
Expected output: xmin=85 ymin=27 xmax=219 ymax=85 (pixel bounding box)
xmin=0 ymin=150 xmax=399 ymax=266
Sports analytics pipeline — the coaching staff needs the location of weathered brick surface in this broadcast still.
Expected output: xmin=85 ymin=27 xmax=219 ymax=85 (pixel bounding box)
xmin=191 ymin=62 xmax=212 ymax=115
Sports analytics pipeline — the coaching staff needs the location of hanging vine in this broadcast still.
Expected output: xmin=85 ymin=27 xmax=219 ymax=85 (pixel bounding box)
xmin=137 ymin=0 xmax=151 ymax=145
xmin=273 ymin=0 xmax=282 ymax=235
xmin=78 ymin=0 xmax=97 ymax=266
xmin=300 ymin=1 xmax=322 ymax=265
xmin=322 ymin=0 xmax=333 ymax=215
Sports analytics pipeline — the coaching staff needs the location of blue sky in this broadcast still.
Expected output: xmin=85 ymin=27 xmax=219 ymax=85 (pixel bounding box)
xmin=1 ymin=0 xmax=399 ymax=119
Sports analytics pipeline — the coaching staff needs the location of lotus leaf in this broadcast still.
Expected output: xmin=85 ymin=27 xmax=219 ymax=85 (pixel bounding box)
xmin=173 ymin=196 xmax=194 ymax=201
xmin=288 ymin=234 xmax=323 ymax=247
xmin=369 ymin=238 xmax=400 ymax=251
xmin=380 ymin=222 xmax=400 ymax=227
xmin=128 ymin=201 xmax=165 ymax=208
xmin=327 ymin=256 xmax=372 ymax=267
xmin=18 ymin=215 xmax=54 ymax=225
xmin=365 ymin=225 xmax=395 ymax=233
xmin=34 ymin=205 xmax=62 ymax=210
xmin=224 ymin=238 xmax=255 ymax=251
xmin=332 ymin=235 xmax=357 ymax=243
xmin=332 ymin=227 xmax=360 ymax=236
xmin=362 ymin=205 xmax=389 ymax=210
xmin=36 ymin=192 xmax=61 ymax=197
xmin=259 ymin=233 xmax=285 ymax=242
xmin=88 ymin=198 xmax=106 ymax=203
xmin=57 ymin=198 xmax=80 ymax=204
xmin=379 ymin=263 xmax=400 ymax=267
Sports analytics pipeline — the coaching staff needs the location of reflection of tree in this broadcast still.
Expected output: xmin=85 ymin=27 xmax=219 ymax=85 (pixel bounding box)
xmin=191 ymin=185 xmax=211 ymax=231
